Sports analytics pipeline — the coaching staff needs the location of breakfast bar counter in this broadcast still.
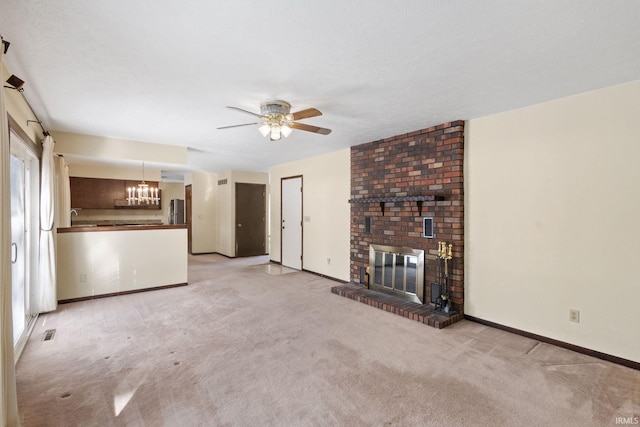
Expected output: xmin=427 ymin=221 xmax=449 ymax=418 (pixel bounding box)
xmin=59 ymin=224 xmax=187 ymax=233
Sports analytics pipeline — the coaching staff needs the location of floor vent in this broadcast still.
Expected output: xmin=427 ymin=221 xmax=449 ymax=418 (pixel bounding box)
xmin=43 ymin=329 xmax=56 ymax=341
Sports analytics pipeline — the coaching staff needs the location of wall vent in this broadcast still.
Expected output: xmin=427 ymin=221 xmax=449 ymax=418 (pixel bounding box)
xmin=43 ymin=329 xmax=56 ymax=341
xmin=423 ymin=217 xmax=434 ymax=238
xmin=218 ymin=179 xmax=228 ymax=185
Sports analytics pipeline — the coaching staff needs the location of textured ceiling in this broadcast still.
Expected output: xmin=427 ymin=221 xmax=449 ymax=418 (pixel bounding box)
xmin=1 ymin=1 xmax=639 ymax=178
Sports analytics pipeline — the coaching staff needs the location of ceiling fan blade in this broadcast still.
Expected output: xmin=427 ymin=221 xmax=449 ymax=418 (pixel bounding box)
xmin=217 ymin=122 xmax=260 ymax=130
xmin=226 ymin=106 xmax=263 ymax=118
xmin=290 ymin=122 xmax=332 ymax=135
xmin=291 ymin=108 xmax=322 ymax=121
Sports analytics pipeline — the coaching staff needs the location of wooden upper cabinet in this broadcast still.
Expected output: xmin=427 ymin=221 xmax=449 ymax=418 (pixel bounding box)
xmin=70 ymin=177 xmax=161 ymax=210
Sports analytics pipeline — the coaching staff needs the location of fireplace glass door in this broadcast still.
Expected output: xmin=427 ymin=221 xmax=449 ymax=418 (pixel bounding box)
xmin=370 ymin=245 xmax=424 ymax=303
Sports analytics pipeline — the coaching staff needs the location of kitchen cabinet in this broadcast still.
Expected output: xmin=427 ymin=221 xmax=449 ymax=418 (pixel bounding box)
xmin=70 ymin=177 xmax=161 ymax=209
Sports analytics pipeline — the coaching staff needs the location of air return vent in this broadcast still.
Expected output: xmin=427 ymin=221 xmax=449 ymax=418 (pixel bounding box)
xmin=43 ymin=329 xmax=56 ymax=341
xmin=218 ymin=179 xmax=228 ymax=185
xmin=423 ymin=217 xmax=434 ymax=238
xmin=365 ymin=216 xmax=372 ymax=233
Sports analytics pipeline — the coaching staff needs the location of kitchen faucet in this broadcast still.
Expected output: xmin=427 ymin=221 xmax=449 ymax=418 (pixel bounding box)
xmin=70 ymin=209 xmax=78 ymax=217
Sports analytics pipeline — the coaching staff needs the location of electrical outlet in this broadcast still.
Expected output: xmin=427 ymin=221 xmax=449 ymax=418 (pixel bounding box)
xmin=79 ymin=274 xmax=87 ymax=283
xmin=569 ymin=309 xmax=580 ymax=323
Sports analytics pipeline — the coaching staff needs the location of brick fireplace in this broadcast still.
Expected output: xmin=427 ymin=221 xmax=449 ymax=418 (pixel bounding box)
xmin=349 ymin=120 xmax=465 ymax=318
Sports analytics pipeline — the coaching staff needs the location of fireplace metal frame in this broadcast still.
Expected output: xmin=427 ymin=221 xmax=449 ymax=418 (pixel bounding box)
xmin=369 ymin=244 xmax=425 ymax=303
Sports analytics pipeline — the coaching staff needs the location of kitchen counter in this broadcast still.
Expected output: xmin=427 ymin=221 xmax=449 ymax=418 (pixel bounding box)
xmin=69 ymin=218 xmax=163 ymax=227
xmin=59 ymin=224 xmax=188 ymax=233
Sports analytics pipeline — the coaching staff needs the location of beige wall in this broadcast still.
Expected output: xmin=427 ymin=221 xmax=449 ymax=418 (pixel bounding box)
xmin=270 ymin=149 xmax=350 ymax=281
xmin=186 ymin=172 xmax=218 ymax=254
xmin=52 ymin=131 xmax=188 ymax=165
xmin=183 ymin=170 xmax=269 ymax=256
xmin=465 ymin=79 xmax=640 ymax=363
xmin=161 ymin=182 xmax=186 ymax=213
xmin=68 ymin=162 xmax=162 ymax=181
xmin=215 ymin=171 xmax=233 ymax=256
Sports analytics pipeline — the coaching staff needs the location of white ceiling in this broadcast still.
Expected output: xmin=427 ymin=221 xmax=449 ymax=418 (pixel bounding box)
xmin=2 ymin=1 xmax=639 ymax=179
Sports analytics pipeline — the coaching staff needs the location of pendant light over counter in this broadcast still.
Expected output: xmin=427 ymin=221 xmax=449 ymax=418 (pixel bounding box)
xmin=126 ymin=162 xmax=160 ymax=205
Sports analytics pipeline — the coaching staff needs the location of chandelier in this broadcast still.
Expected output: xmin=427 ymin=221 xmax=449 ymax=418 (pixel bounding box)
xmin=257 ymin=101 xmax=294 ymax=141
xmin=127 ymin=162 xmax=160 ymax=205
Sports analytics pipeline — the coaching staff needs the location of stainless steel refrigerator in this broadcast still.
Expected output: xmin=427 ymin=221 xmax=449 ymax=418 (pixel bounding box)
xmin=168 ymin=199 xmax=185 ymax=224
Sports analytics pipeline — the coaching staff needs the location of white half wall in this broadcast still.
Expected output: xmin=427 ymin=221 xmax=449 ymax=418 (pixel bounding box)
xmin=270 ymin=149 xmax=350 ymax=282
xmin=57 ymin=227 xmax=188 ymax=300
xmin=465 ymin=79 xmax=640 ymax=363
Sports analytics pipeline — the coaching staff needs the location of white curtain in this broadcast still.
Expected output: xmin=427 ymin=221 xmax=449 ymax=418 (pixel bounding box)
xmin=38 ymin=135 xmax=57 ymax=313
xmin=55 ymin=156 xmax=71 ymax=228
xmin=0 ymin=38 xmax=21 ymax=426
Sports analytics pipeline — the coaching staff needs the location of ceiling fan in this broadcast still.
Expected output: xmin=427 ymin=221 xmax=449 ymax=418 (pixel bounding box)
xmin=217 ymin=100 xmax=332 ymax=141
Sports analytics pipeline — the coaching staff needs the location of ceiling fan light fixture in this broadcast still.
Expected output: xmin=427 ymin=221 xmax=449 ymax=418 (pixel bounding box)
xmin=281 ymin=124 xmax=293 ymax=138
xmin=219 ymin=100 xmax=332 ymax=140
xmin=258 ymin=124 xmax=271 ymax=137
xmin=260 ymin=100 xmax=291 ymax=116
xmin=270 ymin=125 xmax=282 ymax=141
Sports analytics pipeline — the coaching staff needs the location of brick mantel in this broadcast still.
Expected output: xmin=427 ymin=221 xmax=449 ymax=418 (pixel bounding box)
xmin=350 ymin=120 xmax=464 ymax=313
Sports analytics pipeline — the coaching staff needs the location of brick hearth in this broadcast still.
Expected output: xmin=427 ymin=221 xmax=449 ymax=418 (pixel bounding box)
xmin=331 ymin=284 xmax=463 ymax=329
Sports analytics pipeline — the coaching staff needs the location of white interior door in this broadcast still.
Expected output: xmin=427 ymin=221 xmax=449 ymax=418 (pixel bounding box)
xmin=10 ymin=130 xmax=39 ymax=356
xmin=281 ymin=177 xmax=302 ymax=270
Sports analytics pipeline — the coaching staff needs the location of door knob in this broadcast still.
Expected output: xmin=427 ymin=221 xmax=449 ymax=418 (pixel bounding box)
xmin=238 ymin=224 xmax=242 ymax=227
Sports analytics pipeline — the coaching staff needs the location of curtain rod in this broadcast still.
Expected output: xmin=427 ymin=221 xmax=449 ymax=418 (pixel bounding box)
xmin=1 ymin=35 xmax=49 ymax=137
xmin=6 ymin=87 xmax=50 ymax=137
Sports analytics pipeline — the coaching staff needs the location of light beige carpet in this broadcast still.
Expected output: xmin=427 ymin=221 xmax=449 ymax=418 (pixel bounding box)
xmin=16 ymin=254 xmax=640 ymax=426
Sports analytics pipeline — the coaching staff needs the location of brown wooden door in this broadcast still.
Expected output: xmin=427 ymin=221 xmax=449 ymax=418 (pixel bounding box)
xmin=235 ymin=183 xmax=266 ymax=257
xmin=185 ymin=184 xmax=192 ymax=254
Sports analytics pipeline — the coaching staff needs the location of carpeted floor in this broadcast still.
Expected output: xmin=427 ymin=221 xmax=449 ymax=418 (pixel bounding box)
xmin=16 ymin=254 xmax=640 ymax=426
